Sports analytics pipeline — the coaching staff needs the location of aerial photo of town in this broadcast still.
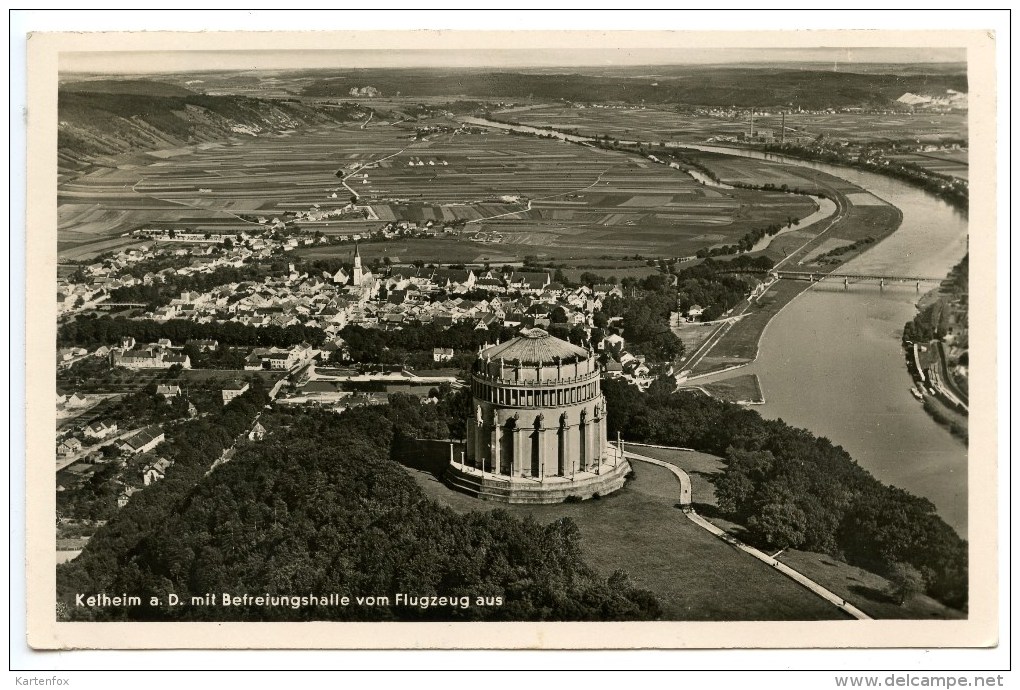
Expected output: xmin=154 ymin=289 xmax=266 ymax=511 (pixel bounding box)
xmin=52 ymin=44 xmax=971 ymax=624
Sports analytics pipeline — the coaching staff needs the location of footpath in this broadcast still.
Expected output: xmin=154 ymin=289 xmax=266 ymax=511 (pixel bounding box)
xmin=621 ymin=448 xmax=872 ymax=621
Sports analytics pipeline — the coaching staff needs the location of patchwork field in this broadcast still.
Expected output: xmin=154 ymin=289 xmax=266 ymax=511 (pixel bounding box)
xmin=888 ymin=149 xmax=969 ymax=180
xmin=498 ymin=105 xmax=968 ymax=145
xmin=496 ymin=104 xmax=751 ymax=143
xmin=58 ymin=120 xmax=816 ymax=262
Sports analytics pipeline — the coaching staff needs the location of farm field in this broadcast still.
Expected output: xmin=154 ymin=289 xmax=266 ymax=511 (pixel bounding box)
xmin=58 ymin=117 xmax=816 ymax=262
xmin=495 ymin=104 xmax=751 ymax=143
xmin=497 ymin=105 xmax=968 ymax=145
xmin=887 ymin=149 xmax=968 ymax=180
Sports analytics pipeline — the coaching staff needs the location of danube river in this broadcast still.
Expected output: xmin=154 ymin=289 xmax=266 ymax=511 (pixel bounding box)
xmin=687 ymin=146 xmax=969 ymax=535
xmin=462 ymin=117 xmax=970 ymax=535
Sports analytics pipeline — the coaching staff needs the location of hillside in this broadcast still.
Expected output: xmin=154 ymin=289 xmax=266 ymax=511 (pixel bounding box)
xmin=57 ymin=89 xmax=370 ymax=173
xmin=57 ymin=404 xmax=662 ymax=622
xmin=59 ymin=78 xmax=198 ymax=97
xmin=301 ymin=67 xmax=969 ymax=109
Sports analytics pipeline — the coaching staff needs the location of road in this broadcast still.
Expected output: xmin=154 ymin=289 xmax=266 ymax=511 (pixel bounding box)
xmin=464 ymin=168 xmax=613 ymax=225
xmin=621 ymin=448 xmax=872 ymax=620
xmin=933 ymin=341 xmax=969 ymax=410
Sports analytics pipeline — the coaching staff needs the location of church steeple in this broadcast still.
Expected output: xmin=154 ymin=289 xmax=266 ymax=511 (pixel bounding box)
xmin=352 ymin=243 xmax=364 ymax=286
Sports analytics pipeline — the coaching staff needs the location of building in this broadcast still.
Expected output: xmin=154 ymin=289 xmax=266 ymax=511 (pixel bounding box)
xmin=248 ymin=422 xmax=267 ymax=442
xmin=351 ymin=244 xmax=365 ymax=287
xmin=84 ymin=420 xmax=118 ymax=439
xmin=142 ymin=457 xmax=174 ymax=485
xmin=222 ymin=381 xmax=250 ymax=405
xmin=155 ymin=384 xmax=182 ymax=398
xmin=433 ymin=347 xmax=454 ymax=362
xmin=120 ymin=427 xmax=165 ymax=455
xmin=447 ymin=328 xmax=629 ymax=503
xmin=58 ymin=438 xmax=82 ymax=457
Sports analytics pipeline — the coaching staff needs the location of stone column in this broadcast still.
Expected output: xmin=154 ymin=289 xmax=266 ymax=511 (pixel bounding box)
xmin=491 ymin=423 xmax=500 ymax=474
xmin=475 ymin=420 xmax=486 ymax=469
xmin=513 ymin=428 xmax=523 ymax=477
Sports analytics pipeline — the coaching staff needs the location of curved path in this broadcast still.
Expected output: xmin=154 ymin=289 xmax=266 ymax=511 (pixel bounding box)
xmin=622 ymin=448 xmax=872 ymax=620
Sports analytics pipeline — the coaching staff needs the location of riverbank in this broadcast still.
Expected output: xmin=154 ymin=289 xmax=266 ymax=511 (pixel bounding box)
xmin=678 ymin=152 xmax=904 ymax=379
xmin=903 ymin=257 xmax=970 ymax=442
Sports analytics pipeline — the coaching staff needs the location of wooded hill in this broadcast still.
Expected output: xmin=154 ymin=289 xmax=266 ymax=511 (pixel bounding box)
xmin=57 ymin=86 xmax=368 ymax=172
xmin=57 ymin=399 xmax=662 ymax=622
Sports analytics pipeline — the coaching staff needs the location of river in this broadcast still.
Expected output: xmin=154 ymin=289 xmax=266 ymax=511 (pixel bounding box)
xmin=461 ymin=119 xmax=970 ymax=535
xmin=685 ymin=146 xmax=969 ymax=535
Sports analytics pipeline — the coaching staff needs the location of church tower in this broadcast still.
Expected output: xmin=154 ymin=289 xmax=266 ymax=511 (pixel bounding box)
xmin=352 ymin=244 xmax=364 ymax=286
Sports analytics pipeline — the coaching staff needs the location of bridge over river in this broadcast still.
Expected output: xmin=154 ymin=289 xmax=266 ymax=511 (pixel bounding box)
xmin=773 ymin=270 xmax=944 ymax=290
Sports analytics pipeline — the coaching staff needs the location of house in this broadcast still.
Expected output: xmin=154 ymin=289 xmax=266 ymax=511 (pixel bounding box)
xmin=84 ymin=420 xmax=118 ymax=439
xmin=185 ymin=339 xmax=219 ymax=352
xmin=604 ymin=360 xmax=625 ymax=377
xmin=687 ymin=305 xmax=706 ymax=320
xmin=155 ymin=384 xmax=182 ymax=398
xmin=592 ymin=284 xmax=623 ymax=298
xmin=120 ymin=427 xmax=165 ymax=455
xmin=117 ymin=486 xmax=138 ymax=508
xmin=604 ymin=333 xmax=626 ymax=352
xmin=248 ymin=422 xmax=267 ymax=442
xmin=222 ymin=381 xmax=250 ymax=405
xmin=162 ymin=353 xmax=192 ymax=369
xmin=120 ymin=336 xmax=136 ymax=351
xmin=58 ymin=438 xmax=82 ymax=457
xmin=115 ymin=350 xmax=166 ymax=369
xmin=142 ymin=457 xmax=174 ymax=486
xmin=433 ymin=347 xmax=454 ymax=363
xmin=65 ymin=393 xmax=90 ymax=408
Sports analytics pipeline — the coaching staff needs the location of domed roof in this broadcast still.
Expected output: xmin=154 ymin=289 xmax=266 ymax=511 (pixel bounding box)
xmin=479 ymin=328 xmax=589 ymax=364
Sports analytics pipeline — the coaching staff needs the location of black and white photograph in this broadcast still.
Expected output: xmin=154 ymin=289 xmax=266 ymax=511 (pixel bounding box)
xmin=19 ymin=19 xmax=1001 ymax=657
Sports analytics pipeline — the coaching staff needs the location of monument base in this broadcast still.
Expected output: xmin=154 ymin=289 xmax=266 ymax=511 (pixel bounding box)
xmin=444 ymin=446 xmax=631 ymax=504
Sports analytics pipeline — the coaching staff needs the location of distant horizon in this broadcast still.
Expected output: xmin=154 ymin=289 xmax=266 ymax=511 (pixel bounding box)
xmin=59 ymin=46 xmax=967 ymax=74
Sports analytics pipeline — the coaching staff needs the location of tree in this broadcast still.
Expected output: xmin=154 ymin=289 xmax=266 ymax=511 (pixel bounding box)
xmin=886 ymin=562 xmax=926 ymax=605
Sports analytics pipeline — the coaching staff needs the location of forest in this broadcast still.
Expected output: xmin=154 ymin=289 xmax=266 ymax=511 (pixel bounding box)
xmin=601 ymin=378 xmax=968 ymax=610
xmin=56 ymin=394 xmax=661 ymax=622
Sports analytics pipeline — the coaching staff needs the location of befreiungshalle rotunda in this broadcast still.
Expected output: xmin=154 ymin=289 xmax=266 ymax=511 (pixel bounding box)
xmin=445 ymin=328 xmax=630 ymax=503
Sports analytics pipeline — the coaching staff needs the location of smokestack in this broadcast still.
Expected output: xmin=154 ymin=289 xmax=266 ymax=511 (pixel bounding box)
xmin=749 ymin=109 xmax=755 ymax=138
xmin=781 ymin=111 xmax=786 ymax=145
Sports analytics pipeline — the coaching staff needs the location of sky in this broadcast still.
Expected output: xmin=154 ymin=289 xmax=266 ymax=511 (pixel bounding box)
xmin=59 ymin=46 xmax=967 ymax=74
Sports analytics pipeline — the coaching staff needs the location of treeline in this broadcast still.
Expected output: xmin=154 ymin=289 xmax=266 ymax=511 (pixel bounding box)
xmin=696 ymin=218 xmax=798 ymax=258
xmin=763 ymin=143 xmax=969 ymax=211
xmin=110 ymin=264 xmax=273 ymax=309
xmin=816 ymin=236 xmax=876 ymax=263
xmin=603 ymin=378 xmax=967 ymax=610
xmin=58 ymin=316 xmax=327 ymax=349
xmin=601 ymin=275 xmax=683 ymax=364
xmin=902 ymin=254 xmax=968 ymax=344
xmin=673 ymin=256 xmax=774 ymax=322
xmin=58 ymin=400 xmax=661 ymax=622
xmin=337 ymin=322 xmax=588 ymax=371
